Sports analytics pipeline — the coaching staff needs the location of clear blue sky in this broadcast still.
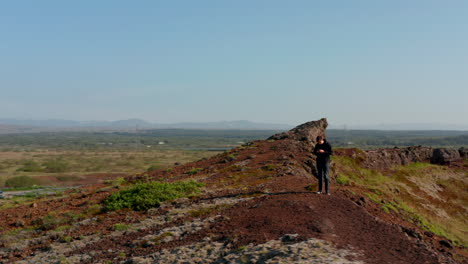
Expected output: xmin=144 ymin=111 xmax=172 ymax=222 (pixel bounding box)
xmin=1 ymin=1 xmax=467 ymax=128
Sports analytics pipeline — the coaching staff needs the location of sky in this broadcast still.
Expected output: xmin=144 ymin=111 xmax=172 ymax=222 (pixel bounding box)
xmin=1 ymin=1 xmax=467 ymax=128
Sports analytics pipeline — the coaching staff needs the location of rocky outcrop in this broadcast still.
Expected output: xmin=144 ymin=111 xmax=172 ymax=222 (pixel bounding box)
xmin=341 ymin=146 xmax=466 ymax=169
xmin=458 ymin=147 xmax=467 ymax=159
xmin=431 ymin=148 xmax=462 ymax=165
xmin=360 ymin=146 xmax=433 ymax=169
xmin=268 ymin=118 xmax=328 ymax=146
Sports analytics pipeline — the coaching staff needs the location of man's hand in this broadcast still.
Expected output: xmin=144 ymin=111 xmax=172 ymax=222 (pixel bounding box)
xmin=318 ymin=149 xmax=325 ymax=153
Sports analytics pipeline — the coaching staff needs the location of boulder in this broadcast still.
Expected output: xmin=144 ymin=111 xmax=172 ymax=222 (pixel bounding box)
xmin=430 ymin=148 xmax=461 ymax=165
xmin=459 ymin=147 xmax=468 ymax=159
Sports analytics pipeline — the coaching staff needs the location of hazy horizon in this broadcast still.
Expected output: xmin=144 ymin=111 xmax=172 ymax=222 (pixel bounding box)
xmin=1 ymin=1 xmax=467 ymax=127
xmin=1 ymin=117 xmax=468 ymax=131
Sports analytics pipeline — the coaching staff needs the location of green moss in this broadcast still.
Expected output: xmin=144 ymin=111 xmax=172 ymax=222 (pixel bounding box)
xmin=185 ymin=168 xmax=203 ymax=175
xmin=60 ymin=236 xmax=73 ymax=243
xmin=382 ymin=203 xmax=398 ymax=213
xmin=336 ymin=175 xmax=349 ymax=185
xmin=113 ymin=223 xmax=130 ymax=231
xmin=55 ymin=225 xmax=72 ymax=232
xmin=364 ymin=192 xmax=380 ymax=203
xmin=236 ymin=245 xmax=247 ymax=252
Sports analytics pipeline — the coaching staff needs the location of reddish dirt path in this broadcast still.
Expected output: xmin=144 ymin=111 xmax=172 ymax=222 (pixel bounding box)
xmin=213 ymin=191 xmax=442 ymax=264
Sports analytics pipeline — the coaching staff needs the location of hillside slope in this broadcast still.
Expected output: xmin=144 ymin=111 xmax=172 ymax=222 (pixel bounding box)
xmin=0 ymin=118 xmax=466 ymax=264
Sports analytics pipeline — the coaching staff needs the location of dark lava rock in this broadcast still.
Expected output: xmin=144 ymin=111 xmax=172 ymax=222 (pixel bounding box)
xmin=402 ymin=227 xmax=422 ymax=240
xmin=424 ymin=231 xmax=434 ymax=238
xmin=431 ymin=148 xmax=461 ymax=165
xmin=281 ymin=233 xmax=299 ymax=243
xmin=459 ymin=147 xmax=468 ymax=159
xmin=363 ymin=146 xmax=433 ymax=169
xmin=439 ymin=239 xmax=453 ymax=249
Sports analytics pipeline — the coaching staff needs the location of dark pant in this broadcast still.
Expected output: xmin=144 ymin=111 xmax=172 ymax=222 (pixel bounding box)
xmin=316 ymin=162 xmax=330 ymax=193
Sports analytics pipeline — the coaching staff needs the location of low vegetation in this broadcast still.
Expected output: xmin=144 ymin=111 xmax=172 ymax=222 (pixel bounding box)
xmin=185 ymin=167 xmax=204 ymax=175
xmin=113 ymin=223 xmax=131 ymax=231
xmin=0 ymin=149 xmax=217 ymax=188
xmin=4 ymin=176 xmax=40 ymax=188
xmin=333 ymin=155 xmax=468 ymax=246
xmin=104 ymin=180 xmax=203 ymax=211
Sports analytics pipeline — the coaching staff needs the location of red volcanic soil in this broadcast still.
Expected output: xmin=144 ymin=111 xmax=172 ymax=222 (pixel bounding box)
xmin=213 ymin=190 xmax=441 ymax=264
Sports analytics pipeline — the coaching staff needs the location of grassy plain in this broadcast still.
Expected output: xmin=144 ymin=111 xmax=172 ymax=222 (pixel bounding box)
xmin=0 ymin=130 xmax=276 ymax=188
xmin=0 ymin=149 xmax=218 ymax=188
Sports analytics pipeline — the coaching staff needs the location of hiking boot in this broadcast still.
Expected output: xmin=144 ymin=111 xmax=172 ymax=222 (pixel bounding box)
xmin=315 ymin=191 xmax=322 ymax=194
xmin=326 ymin=192 xmax=331 ymax=195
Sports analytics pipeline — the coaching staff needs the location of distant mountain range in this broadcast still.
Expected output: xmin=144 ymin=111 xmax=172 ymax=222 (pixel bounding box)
xmin=1 ymin=118 xmax=467 ymax=133
xmin=0 ymin=118 xmax=293 ymax=131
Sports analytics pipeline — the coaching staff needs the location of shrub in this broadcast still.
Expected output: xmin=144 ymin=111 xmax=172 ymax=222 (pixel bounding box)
xmin=59 ymin=236 xmax=73 ymax=243
xmin=226 ymin=154 xmax=237 ymax=161
xmin=42 ymin=159 xmax=69 ymax=173
xmin=147 ymin=164 xmax=161 ymax=172
xmin=185 ymin=168 xmax=203 ymax=175
xmin=105 ymin=177 xmax=126 ymax=187
xmin=84 ymin=204 xmax=103 ymax=216
xmin=16 ymin=160 xmax=43 ymax=172
xmin=34 ymin=213 xmax=66 ymax=230
xmin=5 ymin=176 xmax=40 ymax=188
xmin=104 ymin=180 xmax=203 ymax=211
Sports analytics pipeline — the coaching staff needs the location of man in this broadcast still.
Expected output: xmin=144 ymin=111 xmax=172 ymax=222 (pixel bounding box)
xmin=313 ymin=135 xmax=333 ymax=195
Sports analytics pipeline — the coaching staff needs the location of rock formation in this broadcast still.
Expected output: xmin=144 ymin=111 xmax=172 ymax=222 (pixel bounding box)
xmin=459 ymin=147 xmax=468 ymax=159
xmin=431 ymin=148 xmax=462 ymax=165
xmin=360 ymin=146 xmax=433 ymax=169
xmin=268 ymin=118 xmax=328 ymax=145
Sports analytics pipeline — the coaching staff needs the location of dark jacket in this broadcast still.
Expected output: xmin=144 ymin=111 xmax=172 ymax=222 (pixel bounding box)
xmin=313 ymin=141 xmax=333 ymax=164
